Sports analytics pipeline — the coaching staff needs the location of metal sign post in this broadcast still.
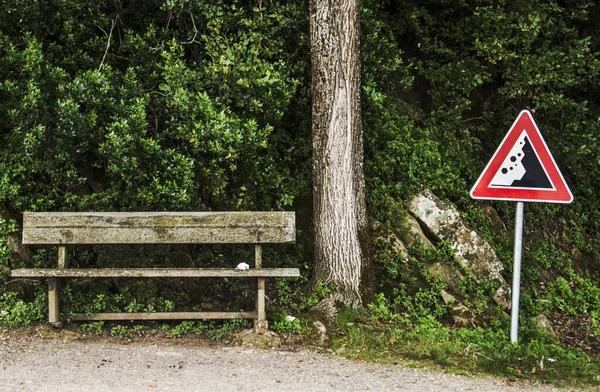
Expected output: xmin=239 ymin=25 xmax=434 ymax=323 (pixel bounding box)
xmin=510 ymin=202 xmax=524 ymax=343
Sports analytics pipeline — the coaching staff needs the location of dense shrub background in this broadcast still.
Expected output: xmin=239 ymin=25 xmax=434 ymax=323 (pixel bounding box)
xmin=0 ymin=0 xmax=310 ymax=213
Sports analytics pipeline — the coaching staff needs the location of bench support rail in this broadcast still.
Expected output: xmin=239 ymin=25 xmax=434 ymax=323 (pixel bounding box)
xmin=73 ymin=311 xmax=259 ymax=321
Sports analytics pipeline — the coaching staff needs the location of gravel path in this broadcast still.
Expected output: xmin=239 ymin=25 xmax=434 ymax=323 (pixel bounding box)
xmin=0 ymin=328 xmax=583 ymax=392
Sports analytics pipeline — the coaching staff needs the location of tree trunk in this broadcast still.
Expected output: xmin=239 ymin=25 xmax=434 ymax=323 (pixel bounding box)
xmin=310 ymin=0 xmax=371 ymax=309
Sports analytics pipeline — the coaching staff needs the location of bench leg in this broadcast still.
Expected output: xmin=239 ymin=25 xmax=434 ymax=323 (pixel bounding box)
xmin=254 ymin=245 xmax=268 ymax=332
xmin=48 ymin=278 xmax=62 ymax=328
xmin=48 ymin=245 xmax=66 ymax=328
xmin=255 ymin=277 xmax=268 ymax=332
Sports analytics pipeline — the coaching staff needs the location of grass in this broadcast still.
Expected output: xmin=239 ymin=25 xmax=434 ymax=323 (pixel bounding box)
xmin=332 ymin=309 xmax=600 ymax=388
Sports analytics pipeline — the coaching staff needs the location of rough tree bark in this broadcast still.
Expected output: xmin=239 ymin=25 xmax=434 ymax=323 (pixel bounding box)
xmin=310 ymin=0 xmax=371 ymax=310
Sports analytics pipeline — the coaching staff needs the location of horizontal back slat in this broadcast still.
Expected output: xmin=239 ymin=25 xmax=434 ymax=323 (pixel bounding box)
xmin=23 ymin=212 xmax=295 ymax=244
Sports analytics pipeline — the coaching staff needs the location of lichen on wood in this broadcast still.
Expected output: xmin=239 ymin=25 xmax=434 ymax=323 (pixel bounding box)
xmin=22 ymin=211 xmax=296 ymax=245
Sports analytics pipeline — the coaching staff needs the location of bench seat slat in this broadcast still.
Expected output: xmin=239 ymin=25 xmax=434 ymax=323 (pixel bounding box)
xmin=11 ymin=268 xmax=300 ymax=278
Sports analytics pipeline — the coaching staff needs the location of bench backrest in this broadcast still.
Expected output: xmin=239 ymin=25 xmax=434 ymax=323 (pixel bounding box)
xmin=22 ymin=212 xmax=295 ymax=245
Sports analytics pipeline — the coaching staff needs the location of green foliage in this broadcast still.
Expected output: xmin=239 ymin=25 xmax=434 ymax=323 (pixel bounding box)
xmin=367 ymin=293 xmax=397 ymax=322
xmin=361 ymin=3 xmax=600 ymax=382
xmin=530 ymin=239 xmax=571 ymax=271
xmin=361 ymin=0 xmax=600 ymax=257
xmin=400 ymin=0 xmax=599 ymax=185
xmin=81 ymin=321 xmax=105 ymax=335
xmin=301 ymin=277 xmax=333 ymax=310
xmin=110 ymin=324 xmax=129 ymax=337
xmin=0 ymin=218 xmax=17 ymax=268
xmin=208 ymin=317 xmax=252 ymax=341
xmin=170 ymin=320 xmax=196 ymax=338
xmin=0 ymin=1 xmax=310 ymax=213
xmin=362 ymin=2 xmax=459 ymax=218
xmin=335 ymin=313 xmax=600 ymax=386
xmin=545 ymin=275 xmax=600 ymax=317
xmin=270 ymin=310 xmax=306 ymax=335
xmin=0 ymin=0 xmax=312 ymax=332
xmin=0 ymin=0 xmax=599 ymax=384
xmin=0 ymin=291 xmax=45 ymax=327
xmin=60 ymin=280 xmax=180 ymax=321
xmin=272 ymin=275 xmax=333 ymax=316
xmin=372 ymin=239 xmax=454 ymax=321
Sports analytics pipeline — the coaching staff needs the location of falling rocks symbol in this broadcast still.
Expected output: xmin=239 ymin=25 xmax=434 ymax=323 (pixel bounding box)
xmin=490 ymin=132 xmax=553 ymax=189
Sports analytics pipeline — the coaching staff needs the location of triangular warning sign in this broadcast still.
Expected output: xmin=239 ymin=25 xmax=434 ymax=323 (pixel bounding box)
xmin=470 ymin=110 xmax=573 ymax=203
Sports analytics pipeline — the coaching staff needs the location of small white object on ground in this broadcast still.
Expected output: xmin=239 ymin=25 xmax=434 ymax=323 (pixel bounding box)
xmin=286 ymin=315 xmax=296 ymax=322
xmin=235 ymin=263 xmax=250 ymax=270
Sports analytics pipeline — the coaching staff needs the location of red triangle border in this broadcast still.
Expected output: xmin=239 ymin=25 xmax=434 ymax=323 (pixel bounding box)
xmin=470 ymin=110 xmax=573 ymax=203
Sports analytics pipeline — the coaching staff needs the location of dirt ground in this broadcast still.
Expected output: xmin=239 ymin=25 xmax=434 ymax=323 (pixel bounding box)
xmin=0 ymin=326 xmax=586 ymax=392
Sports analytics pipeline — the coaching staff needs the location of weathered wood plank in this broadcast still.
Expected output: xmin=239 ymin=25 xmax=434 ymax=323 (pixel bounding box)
xmin=256 ymin=278 xmax=267 ymax=329
xmin=48 ymin=278 xmax=59 ymax=325
xmin=58 ymin=245 xmax=66 ymax=269
xmin=47 ymin=245 xmax=67 ymax=327
xmin=11 ymin=268 xmax=300 ymax=278
xmin=73 ymin=311 xmax=259 ymax=321
xmin=254 ymin=245 xmax=267 ymax=331
xmin=22 ymin=211 xmax=296 ymax=244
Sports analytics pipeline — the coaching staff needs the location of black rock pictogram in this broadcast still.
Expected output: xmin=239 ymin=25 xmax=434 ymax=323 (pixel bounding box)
xmin=491 ymin=131 xmax=553 ymax=189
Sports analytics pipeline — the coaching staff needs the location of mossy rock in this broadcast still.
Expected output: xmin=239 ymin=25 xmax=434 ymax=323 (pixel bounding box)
xmin=231 ymin=329 xmax=282 ymax=350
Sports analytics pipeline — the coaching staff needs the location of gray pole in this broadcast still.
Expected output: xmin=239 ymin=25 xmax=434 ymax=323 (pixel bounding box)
xmin=510 ymin=201 xmax=525 ymax=343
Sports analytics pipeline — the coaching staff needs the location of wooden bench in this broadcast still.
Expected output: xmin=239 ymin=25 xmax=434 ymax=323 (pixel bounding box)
xmin=11 ymin=211 xmax=299 ymax=331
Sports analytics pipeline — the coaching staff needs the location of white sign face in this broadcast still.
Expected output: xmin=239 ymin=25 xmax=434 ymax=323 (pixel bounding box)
xmin=490 ymin=131 xmax=527 ymax=187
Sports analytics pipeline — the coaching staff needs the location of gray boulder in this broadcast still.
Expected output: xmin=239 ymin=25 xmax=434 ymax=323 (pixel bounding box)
xmin=408 ymin=190 xmax=511 ymax=310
